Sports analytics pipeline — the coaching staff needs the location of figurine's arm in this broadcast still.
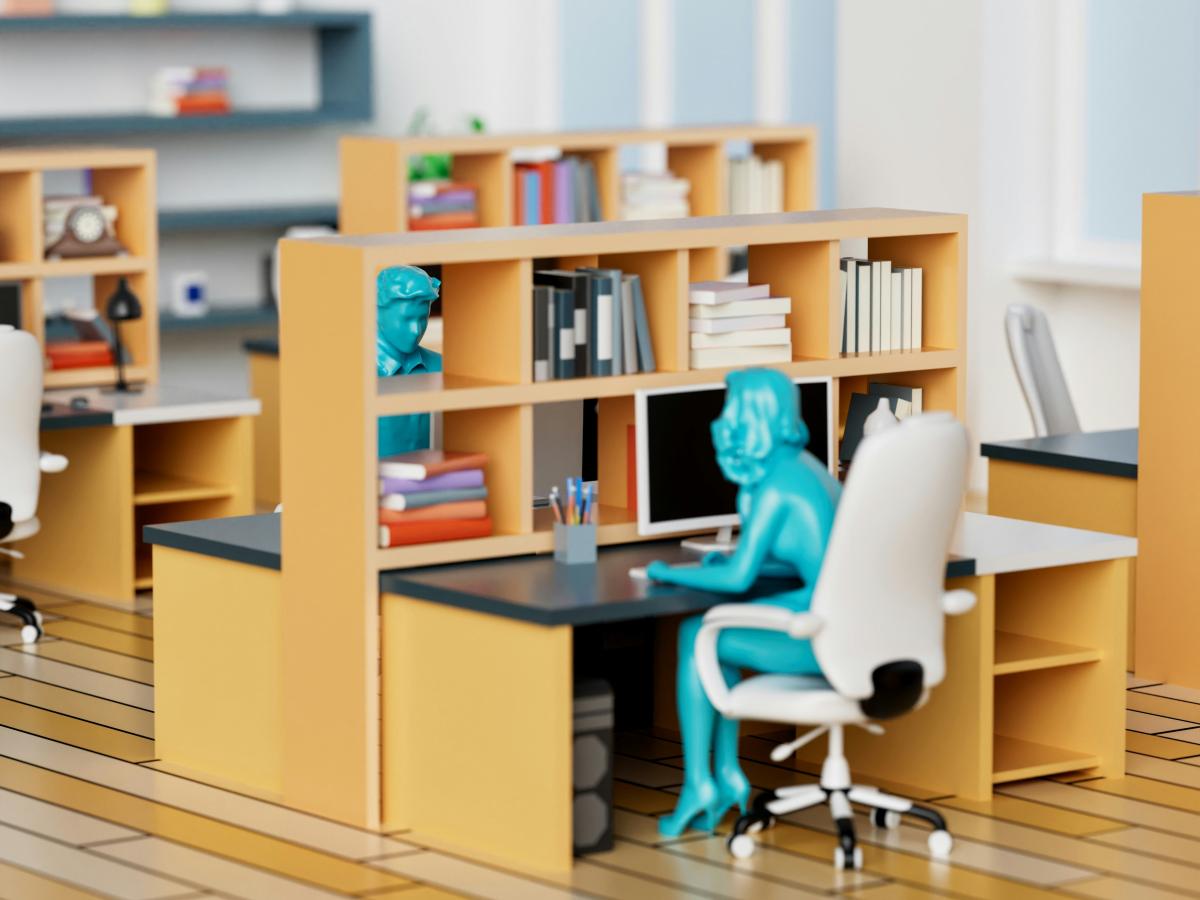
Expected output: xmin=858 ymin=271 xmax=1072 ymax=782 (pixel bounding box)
xmin=648 ymin=492 xmax=784 ymax=592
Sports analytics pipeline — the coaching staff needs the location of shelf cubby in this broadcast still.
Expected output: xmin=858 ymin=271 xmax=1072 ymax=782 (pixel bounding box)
xmin=747 ymin=239 xmax=840 ymax=361
xmin=992 ymin=733 xmax=1099 ymax=785
xmin=0 ymin=147 xmax=158 ymax=391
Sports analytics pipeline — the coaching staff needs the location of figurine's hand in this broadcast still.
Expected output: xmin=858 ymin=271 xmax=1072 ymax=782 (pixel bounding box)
xmin=702 ymin=551 xmax=729 ymax=567
xmin=646 ymin=560 xmax=672 ymax=583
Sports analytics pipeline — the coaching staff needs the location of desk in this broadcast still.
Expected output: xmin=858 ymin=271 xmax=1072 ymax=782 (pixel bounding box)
xmin=11 ymin=386 xmax=259 ymax=607
xmin=982 ymin=429 xmax=1137 ymax=664
xmin=147 ymin=511 xmax=1133 ymax=874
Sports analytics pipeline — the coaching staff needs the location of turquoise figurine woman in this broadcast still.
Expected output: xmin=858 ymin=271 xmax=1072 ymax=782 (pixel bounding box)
xmin=377 ymin=265 xmax=443 ymax=457
xmin=647 ymin=368 xmax=841 ymax=837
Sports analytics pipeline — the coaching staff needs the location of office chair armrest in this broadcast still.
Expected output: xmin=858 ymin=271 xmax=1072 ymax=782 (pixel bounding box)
xmin=695 ymin=605 xmax=825 ymax=713
xmin=942 ymin=589 xmax=976 ymax=616
xmin=39 ymin=453 xmax=68 ymax=474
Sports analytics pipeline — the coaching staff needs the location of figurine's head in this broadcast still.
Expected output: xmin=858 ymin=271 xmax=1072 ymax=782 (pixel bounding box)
xmin=711 ymin=368 xmax=808 ymax=486
xmin=377 ymin=266 xmax=440 ymax=356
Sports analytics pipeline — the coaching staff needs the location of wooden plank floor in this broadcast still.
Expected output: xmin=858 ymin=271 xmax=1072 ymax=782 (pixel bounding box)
xmin=0 ymin=585 xmax=1198 ymax=898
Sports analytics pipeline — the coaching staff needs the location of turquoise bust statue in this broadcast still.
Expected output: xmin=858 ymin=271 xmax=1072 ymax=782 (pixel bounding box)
xmin=377 ymin=265 xmax=443 ymax=458
xmin=648 ymin=367 xmax=842 ymax=837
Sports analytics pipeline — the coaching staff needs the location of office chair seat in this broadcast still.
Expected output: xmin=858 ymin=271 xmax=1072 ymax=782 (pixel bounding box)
xmin=726 ymin=674 xmax=867 ymax=724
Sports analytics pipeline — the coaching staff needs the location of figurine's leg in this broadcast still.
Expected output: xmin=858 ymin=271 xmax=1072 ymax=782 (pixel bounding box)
xmin=713 ymin=669 xmax=751 ymax=820
xmin=659 ymin=615 xmax=721 ymax=838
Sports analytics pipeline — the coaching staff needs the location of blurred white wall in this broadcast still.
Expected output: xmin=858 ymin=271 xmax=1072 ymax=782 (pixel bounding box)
xmin=837 ymin=0 xmax=1140 ymax=491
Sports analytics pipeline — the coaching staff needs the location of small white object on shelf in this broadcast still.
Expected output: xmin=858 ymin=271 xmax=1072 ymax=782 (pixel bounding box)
xmin=256 ymin=0 xmax=295 ymax=12
xmin=170 ymin=271 xmax=208 ymax=319
xmin=863 ymin=397 xmax=899 ymax=437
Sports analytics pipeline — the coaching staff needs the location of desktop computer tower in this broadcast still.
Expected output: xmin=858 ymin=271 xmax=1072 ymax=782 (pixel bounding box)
xmin=573 ymin=679 xmax=614 ymax=855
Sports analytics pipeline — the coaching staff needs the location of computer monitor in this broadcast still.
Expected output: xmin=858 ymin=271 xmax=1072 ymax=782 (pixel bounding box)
xmin=634 ymin=375 xmax=833 ymax=537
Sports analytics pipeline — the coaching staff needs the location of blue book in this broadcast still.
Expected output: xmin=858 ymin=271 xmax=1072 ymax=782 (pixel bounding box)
xmin=523 ymin=170 xmax=541 ymax=225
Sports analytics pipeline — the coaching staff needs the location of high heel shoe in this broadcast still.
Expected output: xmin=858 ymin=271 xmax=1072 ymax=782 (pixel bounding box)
xmin=714 ymin=764 xmax=751 ymax=823
xmin=658 ymin=778 xmax=720 ymax=838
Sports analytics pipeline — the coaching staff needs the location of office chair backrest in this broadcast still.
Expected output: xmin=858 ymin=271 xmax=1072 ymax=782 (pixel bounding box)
xmin=809 ymin=413 xmax=968 ymax=711
xmin=0 ymin=326 xmax=43 ymax=522
xmin=1005 ymin=304 xmax=1080 ymax=436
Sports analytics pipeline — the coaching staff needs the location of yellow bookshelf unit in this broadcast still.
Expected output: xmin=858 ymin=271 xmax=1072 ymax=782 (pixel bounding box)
xmin=338 ymin=125 xmax=818 ymax=235
xmin=0 ymin=147 xmax=158 ymax=390
xmin=276 ymin=208 xmax=966 ymax=826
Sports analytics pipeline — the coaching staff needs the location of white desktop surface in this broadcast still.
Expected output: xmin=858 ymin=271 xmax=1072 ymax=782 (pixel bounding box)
xmin=45 ymin=384 xmax=261 ymax=426
xmin=951 ymin=511 xmax=1137 ymax=576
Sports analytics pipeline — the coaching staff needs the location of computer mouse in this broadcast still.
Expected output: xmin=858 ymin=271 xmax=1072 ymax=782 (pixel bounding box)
xmin=70 ymin=395 xmax=90 ymax=409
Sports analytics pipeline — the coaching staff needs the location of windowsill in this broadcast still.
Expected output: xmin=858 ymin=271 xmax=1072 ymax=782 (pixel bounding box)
xmin=1010 ymin=259 xmax=1140 ymax=292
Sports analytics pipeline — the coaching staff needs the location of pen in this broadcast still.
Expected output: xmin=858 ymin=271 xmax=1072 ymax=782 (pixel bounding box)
xmin=567 ymin=479 xmax=576 ymax=525
xmin=549 ymin=486 xmax=563 ymax=524
xmin=582 ymin=482 xmax=593 ymax=524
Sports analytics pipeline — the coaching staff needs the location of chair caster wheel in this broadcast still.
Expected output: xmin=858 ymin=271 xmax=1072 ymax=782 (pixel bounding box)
xmin=871 ymin=808 xmax=901 ymax=829
xmin=728 ymin=833 xmax=756 ymax=859
xmin=834 ymin=845 xmax=864 ymax=870
xmin=19 ymin=624 xmax=40 ymax=644
xmin=928 ymin=829 xmax=953 ymax=859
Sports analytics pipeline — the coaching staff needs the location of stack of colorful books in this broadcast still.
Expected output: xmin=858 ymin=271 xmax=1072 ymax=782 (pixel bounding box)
xmin=149 ymin=66 xmax=231 ymax=117
xmin=688 ymin=281 xmax=792 ymax=369
xmin=513 ymin=156 xmax=601 ymax=224
xmin=378 ymin=450 xmax=492 ymax=548
xmin=408 ymin=181 xmax=480 ymax=231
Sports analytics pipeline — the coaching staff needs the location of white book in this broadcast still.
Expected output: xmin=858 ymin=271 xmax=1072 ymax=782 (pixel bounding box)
xmin=856 ymin=261 xmax=871 ymax=353
xmin=596 ymin=290 xmax=613 ymax=371
xmin=912 ymin=267 xmax=923 ymax=349
xmin=690 ymin=295 xmax=790 ymax=319
xmin=871 ymin=261 xmax=887 ymax=352
xmin=890 ymin=271 xmax=902 ymax=350
xmin=765 ymin=159 xmax=783 ymax=212
xmin=879 ymin=263 xmax=892 ymax=352
xmin=839 ymin=268 xmax=847 ymax=354
xmin=899 ymin=267 xmax=913 ymax=351
xmin=688 ymin=281 xmax=771 ymax=305
xmin=690 ymin=327 xmax=792 ymax=349
xmin=690 ymin=343 xmax=792 ymax=369
xmin=689 ymin=314 xmax=786 ymax=334
xmin=841 ymin=257 xmax=857 ymax=354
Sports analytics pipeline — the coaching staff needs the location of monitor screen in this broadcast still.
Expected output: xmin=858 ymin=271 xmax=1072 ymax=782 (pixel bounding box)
xmin=635 ymin=376 xmax=832 ymax=536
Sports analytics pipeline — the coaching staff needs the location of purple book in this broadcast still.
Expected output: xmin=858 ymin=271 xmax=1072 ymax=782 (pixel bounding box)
xmin=379 ymin=468 xmax=484 ymax=495
xmin=553 ymin=160 xmax=574 ymax=223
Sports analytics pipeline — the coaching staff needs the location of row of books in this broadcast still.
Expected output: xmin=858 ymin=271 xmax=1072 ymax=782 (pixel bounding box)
xmin=532 ymin=268 xmax=656 ymax=381
xmin=149 ymin=66 xmax=231 ymax=117
xmin=728 ymin=155 xmax=785 ymax=215
xmin=514 ymin=156 xmax=601 ymax=225
xmin=689 ymin=281 xmax=792 ymax=370
xmin=839 ymin=258 xmax=924 ymax=354
xmin=839 ymin=382 xmax=924 ymax=465
xmin=620 ymin=172 xmax=690 ymax=220
xmin=378 ymin=450 xmax=493 ymax=548
xmin=44 ymin=309 xmax=123 ymax=371
xmin=408 ymin=180 xmax=480 ymax=231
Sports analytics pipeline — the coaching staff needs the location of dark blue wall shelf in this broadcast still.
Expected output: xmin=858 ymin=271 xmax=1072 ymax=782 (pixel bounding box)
xmin=159 ymin=203 xmax=337 ymax=233
xmin=0 ymin=12 xmax=372 ymax=136
xmin=160 ymin=306 xmax=277 ymax=332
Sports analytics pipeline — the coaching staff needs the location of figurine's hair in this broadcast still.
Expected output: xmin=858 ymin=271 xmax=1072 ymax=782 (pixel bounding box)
xmin=377 ymin=265 xmax=441 ymax=307
xmin=720 ymin=368 xmax=809 ymax=460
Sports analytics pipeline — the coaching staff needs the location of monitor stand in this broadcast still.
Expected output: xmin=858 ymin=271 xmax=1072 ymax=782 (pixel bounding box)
xmin=681 ymin=525 xmax=737 ymax=556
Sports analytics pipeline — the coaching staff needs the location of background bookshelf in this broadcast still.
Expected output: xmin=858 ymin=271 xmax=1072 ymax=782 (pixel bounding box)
xmin=0 ymin=146 xmax=157 ymax=390
xmin=278 ymin=207 xmax=965 ymax=826
xmin=338 ymin=125 xmax=818 ymax=237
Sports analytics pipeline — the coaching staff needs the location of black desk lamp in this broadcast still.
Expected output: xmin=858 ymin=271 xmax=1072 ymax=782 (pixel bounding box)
xmin=105 ymin=277 xmax=142 ymax=394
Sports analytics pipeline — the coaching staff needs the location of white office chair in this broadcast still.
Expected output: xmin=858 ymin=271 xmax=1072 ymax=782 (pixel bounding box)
xmin=0 ymin=325 xmax=67 ymax=643
xmin=695 ymin=413 xmax=973 ymax=870
xmin=1005 ymin=304 xmax=1080 ymax=436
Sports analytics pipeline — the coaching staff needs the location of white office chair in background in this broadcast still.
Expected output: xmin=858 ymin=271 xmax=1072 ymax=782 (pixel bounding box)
xmin=1005 ymin=304 xmax=1080 ymax=436
xmin=695 ymin=413 xmax=973 ymax=870
xmin=0 ymin=325 xmax=67 ymax=643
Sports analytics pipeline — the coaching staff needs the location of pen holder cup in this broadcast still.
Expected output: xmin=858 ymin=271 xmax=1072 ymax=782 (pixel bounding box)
xmin=554 ymin=522 xmax=597 ymax=565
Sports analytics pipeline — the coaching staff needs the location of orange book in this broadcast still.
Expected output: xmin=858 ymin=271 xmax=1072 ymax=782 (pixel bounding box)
xmin=409 ymin=211 xmax=480 ymax=231
xmin=379 ymin=516 xmax=493 ymax=548
xmin=379 ymin=450 xmax=488 ymax=481
xmin=535 ymin=160 xmax=556 ymax=224
xmin=379 ymin=500 xmax=487 ymax=524
xmin=627 ymin=423 xmax=638 ymax=515
xmin=513 ymin=165 xmax=528 ymax=224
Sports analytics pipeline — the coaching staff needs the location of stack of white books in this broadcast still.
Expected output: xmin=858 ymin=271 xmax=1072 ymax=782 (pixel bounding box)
xmin=728 ymin=155 xmax=784 ymax=214
xmin=620 ymin=172 xmax=690 ymax=220
xmin=688 ymin=281 xmax=792 ymax=369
